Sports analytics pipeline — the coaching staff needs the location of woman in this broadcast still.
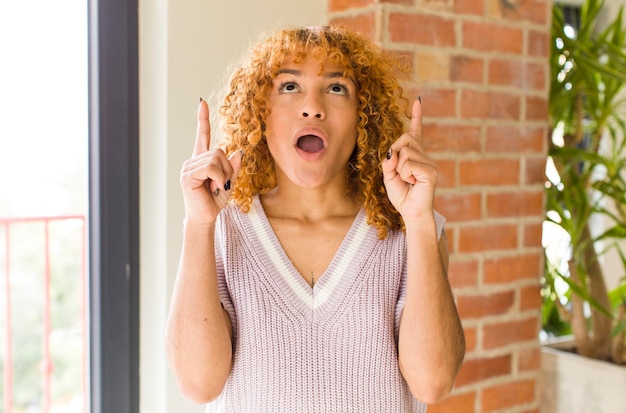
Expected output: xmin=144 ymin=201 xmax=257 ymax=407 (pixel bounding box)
xmin=167 ymin=25 xmax=465 ymax=412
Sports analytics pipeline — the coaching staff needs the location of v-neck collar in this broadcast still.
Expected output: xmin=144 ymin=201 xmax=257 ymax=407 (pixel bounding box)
xmin=243 ymin=196 xmax=376 ymax=318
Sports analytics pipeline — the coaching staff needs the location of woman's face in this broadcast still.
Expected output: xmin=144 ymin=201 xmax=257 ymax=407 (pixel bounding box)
xmin=264 ymin=55 xmax=358 ymax=190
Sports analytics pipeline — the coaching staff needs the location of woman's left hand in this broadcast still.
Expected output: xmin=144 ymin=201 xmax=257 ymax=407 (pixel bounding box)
xmin=382 ymin=98 xmax=438 ymax=223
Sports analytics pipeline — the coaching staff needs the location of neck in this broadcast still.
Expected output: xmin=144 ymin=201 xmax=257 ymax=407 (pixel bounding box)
xmin=260 ymin=184 xmax=359 ymax=221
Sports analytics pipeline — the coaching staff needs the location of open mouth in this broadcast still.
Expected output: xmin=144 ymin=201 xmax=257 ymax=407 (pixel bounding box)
xmin=296 ymin=135 xmax=325 ymax=153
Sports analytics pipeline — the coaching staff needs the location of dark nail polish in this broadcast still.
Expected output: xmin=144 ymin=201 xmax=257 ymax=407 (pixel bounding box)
xmin=416 ymin=95 xmax=422 ymax=103
xmin=213 ymin=188 xmax=220 ymax=197
xmin=199 ymin=97 xmax=203 ymax=104
xmin=386 ymin=149 xmax=392 ymax=160
xmin=224 ymin=180 xmax=231 ymax=191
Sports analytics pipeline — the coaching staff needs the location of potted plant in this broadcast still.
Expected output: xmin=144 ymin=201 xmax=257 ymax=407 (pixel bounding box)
xmin=541 ymin=0 xmax=626 ymax=411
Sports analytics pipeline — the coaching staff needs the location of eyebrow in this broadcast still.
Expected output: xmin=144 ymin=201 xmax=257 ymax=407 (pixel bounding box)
xmin=276 ymin=69 xmax=346 ymax=79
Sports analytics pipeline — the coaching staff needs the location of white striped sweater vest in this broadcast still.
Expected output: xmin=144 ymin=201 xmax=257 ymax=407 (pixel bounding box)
xmin=208 ymin=196 xmax=444 ymax=412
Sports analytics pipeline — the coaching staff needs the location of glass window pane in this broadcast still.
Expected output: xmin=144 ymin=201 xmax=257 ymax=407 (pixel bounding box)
xmin=0 ymin=1 xmax=89 ymax=412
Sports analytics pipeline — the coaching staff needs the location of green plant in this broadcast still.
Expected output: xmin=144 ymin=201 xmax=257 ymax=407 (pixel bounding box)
xmin=543 ymin=0 xmax=626 ymax=363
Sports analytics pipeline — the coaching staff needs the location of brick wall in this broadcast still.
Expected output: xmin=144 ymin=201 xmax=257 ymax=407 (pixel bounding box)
xmin=329 ymin=1 xmax=550 ymax=412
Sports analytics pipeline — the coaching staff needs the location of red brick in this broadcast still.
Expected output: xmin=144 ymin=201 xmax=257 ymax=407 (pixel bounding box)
xmin=489 ymin=92 xmax=521 ymax=120
xmin=423 ymin=124 xmax=481 ymax=153
xmin=520 ymin=283 xmax=542 ymax=311
xmin=414 ymin=51 xmax=452 ymax=82
xmin=457 ymin=290 xmax=515 ymax=319
xmin=526 ymin=95 xmax=549 ymax=121
xmin=486 ymin=190 xmax=544 ymax=218
xmin=523 ymin=221 xmax=543 ymax=248
xmin=489 ymin=58 xmax=525 ymax=87
xmin=524 ymin=155 xmax=547 ymax=185
xmin=445 ymin=227 xmax=456 ymax=253
xmin=484 ymin=253 xmax=542 ymax=284
xmin=459 ymin=159 xmax=520 ymax=186
xmin=435 ymin=192 xmax=482 ymax=222
xmin=486 ymin=126 xmax=544 ymax=153
xmin=447 ymin=259 xmax=479 ymax=288
xmin=428 ymin=391 xmax=476 ymax=413
xmin=526 ymin=61 xmax=548 ymax=91
xmin=329 ymin=13 xmax=375 ymax=38
xmin=455 ymin=1 xmax=484 ymax=16
xmin=458 ymin=224 xmax=518 ymax=253
xmin=416 ymin=87 xmax=456 ymax=118
xmin=489 ymin=59 xmax=547 ymax=90
xmin=455 ymin=355 xmax=512 ymax=387
xmin=463 ymin=21 xmax=523 ymax=54
xmin=436 ymin=159 xmax=456 ymax=188
xmin=451 ymin=55 xmax=484 ymax=83
xmin=518 ymin=346 xmax=542 ymax=372
xmin=459 ymin=89 xmax=489 ymax=118
xmin=328 ymin=0 xmax=373 ymax=12
xmin=389 ymin=12 xmax=456 ymax=46
xmin=483 ymin=317 xmax=539 ymax=350
xmin=462 ymin=91 xmax=521 ymax=120
xmin=528 ymin=29 xmax=550 ymax=58
xmin=482 ymin=379 xmax=536 ymax=411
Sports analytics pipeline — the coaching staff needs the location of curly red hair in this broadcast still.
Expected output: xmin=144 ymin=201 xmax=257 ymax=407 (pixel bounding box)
xmin=219 ymin=25 xmax=411 ymax=239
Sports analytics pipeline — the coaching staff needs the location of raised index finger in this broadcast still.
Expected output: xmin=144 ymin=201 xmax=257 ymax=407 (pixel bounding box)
xmin=409 ymin=97 xmax=423 ymax=140
xmin=193 ymin=98 xmax=211 ymax=156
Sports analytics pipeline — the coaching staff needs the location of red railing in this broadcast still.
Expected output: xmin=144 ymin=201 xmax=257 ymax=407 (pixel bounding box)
xmin=1 ymin=215 xmax=87 ymax=413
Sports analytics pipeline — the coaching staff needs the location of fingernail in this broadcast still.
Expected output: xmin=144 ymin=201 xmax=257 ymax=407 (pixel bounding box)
xmin=224 ymin=180 xmax=231 ymax=191
xmin=239 ymin=149 xmax=244 ymax=160
xmin=416 ymin=95 xmax=422 ymax=103
xmin=386 ymin=149 xmax=392 ymax=160
xmin=199 ymin=97 xmax=203 ymax=104
xmin=213 ymin=188 xmax=220 ymax=196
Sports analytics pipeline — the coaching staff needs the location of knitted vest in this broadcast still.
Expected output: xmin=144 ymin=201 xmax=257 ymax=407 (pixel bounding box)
xmin=208 ymin=196 xmax=444 ymax=413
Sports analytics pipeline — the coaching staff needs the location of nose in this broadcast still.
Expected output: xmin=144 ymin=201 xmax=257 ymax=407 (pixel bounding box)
xmin=300 ymin=93 xmax=325 ymax=120
xmin=302 ymin=111 xmax=323 ymax=119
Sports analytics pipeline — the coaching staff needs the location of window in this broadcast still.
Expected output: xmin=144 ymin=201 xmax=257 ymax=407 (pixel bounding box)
xmin=88 ymin=0 xmax=139 ymax=412
xmin=1 ymin=2 xmax=89 ymax=411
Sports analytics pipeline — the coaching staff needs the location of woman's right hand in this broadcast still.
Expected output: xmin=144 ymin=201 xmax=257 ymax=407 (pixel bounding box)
xmin=180 ymin=99 xmax=243 ymax=227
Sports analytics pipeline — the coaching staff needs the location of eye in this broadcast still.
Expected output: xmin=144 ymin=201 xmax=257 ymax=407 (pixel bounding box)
xmin=328 ymin=83 xmax=349 ymax=96
xmin=278 ymin=82 xmax=299 ymax=94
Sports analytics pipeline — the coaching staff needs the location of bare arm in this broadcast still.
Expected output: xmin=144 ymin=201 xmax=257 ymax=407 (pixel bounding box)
xmin=166 ymin=99 xmax=242 ymax=402
xmin=398 ymin=224 xmax=464 ymax=403
xmin=167 ymin=222 xmax=233 ymax=402
xmin=382 ymin=98 xmax=464 ymax=403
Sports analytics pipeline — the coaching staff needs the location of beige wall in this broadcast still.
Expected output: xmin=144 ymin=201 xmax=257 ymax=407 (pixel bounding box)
xmin=139 ymin=1 xmax=327 ymax=412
